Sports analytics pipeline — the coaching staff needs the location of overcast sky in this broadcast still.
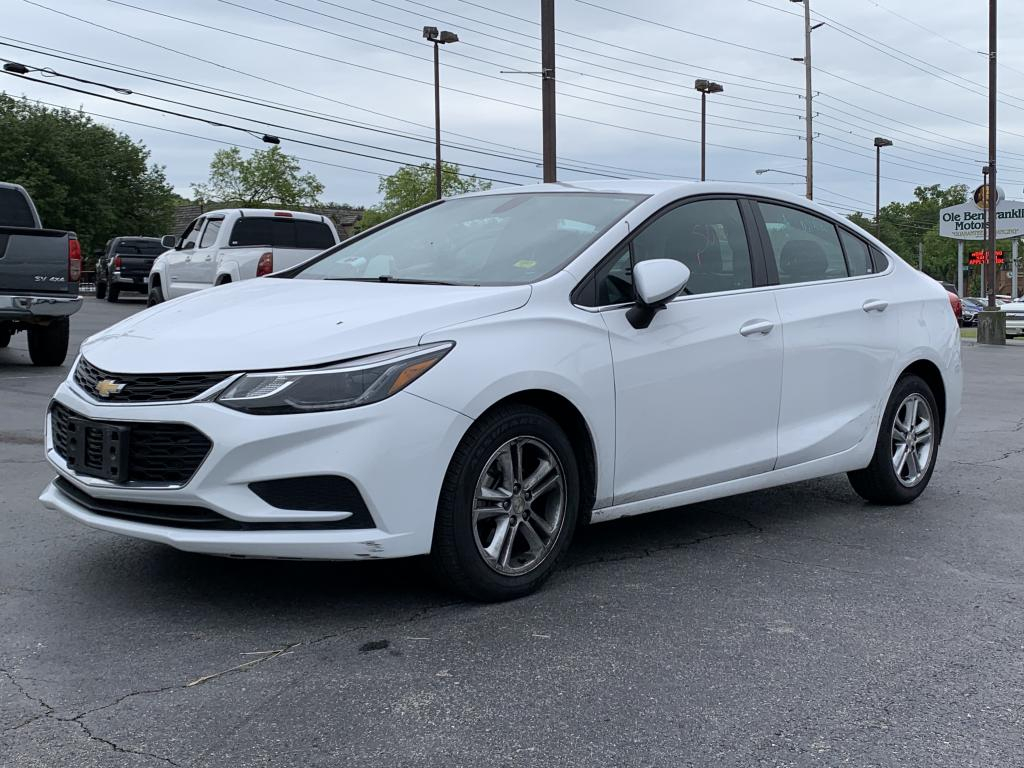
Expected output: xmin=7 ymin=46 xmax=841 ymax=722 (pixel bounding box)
xmin=3 ymin=0 xmax=1024 ymax=216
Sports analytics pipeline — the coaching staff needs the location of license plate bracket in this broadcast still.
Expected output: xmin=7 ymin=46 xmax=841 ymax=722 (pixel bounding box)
xmin=65 ymin=417 xmax=131 ymax=483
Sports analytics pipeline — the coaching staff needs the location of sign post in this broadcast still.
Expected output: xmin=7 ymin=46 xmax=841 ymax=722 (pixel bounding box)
xmin=957 ymin=240 xmax=964 ymax=297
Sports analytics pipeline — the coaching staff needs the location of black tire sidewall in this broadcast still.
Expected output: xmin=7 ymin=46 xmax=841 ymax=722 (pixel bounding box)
xmin=106 ymin=286 xmax=119 ymax=303
xmin=147 ymin=284 xmax=163 ymax=307
xmin=434 ymin=406 xmax=580 ymax=601
xmin=94 ymin=282 xmax=106 ymax=300
xmin=27 ymin=318 xmax=69 ymax=367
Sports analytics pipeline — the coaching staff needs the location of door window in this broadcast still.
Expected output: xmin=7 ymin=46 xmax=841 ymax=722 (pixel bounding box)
xmin=199 ymin=219 xmax=222 ymax=248
xmin=839 ymin=229 xmax=874 ymax=276
xmin=593 ymin=198 xmax=754 ymax=303
xmin=180 ymin=218 xmax=203 ymax=250
xmin=758 ymin=203 xmax=848 ymax=284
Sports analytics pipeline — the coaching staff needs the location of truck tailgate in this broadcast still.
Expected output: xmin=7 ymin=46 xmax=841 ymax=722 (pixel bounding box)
xmin=0 ymin=226 xmax=75 ymax=294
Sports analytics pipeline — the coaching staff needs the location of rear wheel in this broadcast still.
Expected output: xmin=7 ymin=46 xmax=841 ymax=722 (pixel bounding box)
xmin=94 ymin=281 xmax=107 ymax=300
xmin=27 ymin=318 xmax=70 ymax=367
xmin=431 ymin=405 xmax=580 ymax=601
xmin=147 ymin=282 xmax=164 ymax=307
xmin=848 ymin=374 xmax=940 ymax=505
xmin=105 ymin=284 xmax=120 ymax=303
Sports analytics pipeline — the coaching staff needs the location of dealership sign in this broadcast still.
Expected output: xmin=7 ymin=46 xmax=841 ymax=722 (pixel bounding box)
xmin=939 ymin=199 xmax=1024 ymax=240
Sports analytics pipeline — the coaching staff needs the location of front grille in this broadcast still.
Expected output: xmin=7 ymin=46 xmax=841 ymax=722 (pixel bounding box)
xmin=51 ymin=402 xmax=212 ymax=485
xmin=54 ymin=478 xmax=357 ymax=531
xmin=74 ymin=357 xmax=232 ymax=403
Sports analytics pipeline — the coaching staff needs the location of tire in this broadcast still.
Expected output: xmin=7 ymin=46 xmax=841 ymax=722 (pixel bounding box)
xmin=106 ymin=285 xmax=120 ymax=303
xmin=147 ymin=283 xmax=164 ymax=307
xmin=27 ymin=318 xmax=70 ymax=367
xmin=0 ymin=325 xmax=11 ymax=348
xmin=431 ymin=405 xmax=580 ymax=601
xmin=848 ymin=374 xmax=940 ymax=505
xmin=94 ymin=281 xmax=107 ymax=300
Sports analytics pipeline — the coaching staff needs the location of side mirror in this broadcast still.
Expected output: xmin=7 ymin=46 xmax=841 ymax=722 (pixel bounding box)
xmin=161 ymin=234 xmax=177 ymax=249
xmin=627 ymin=259 xmax=690 ymax=330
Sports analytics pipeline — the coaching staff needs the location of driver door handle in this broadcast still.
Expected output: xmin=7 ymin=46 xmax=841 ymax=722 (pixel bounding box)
xmin=862 ymin=299 xmax=888 ymax=313
xmin=739 ymin=319 xmax=774 ymax=337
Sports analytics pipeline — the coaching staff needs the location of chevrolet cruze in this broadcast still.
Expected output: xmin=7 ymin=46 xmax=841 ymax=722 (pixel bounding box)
xmin=40 ymin=182 xmax=962 ymax=600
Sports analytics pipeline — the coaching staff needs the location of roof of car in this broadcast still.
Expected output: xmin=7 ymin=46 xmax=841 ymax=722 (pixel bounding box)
xmin=457 ymin=179 xmax=855 ymax=224
xmin=200 ymin=208 xmax=325 ymax=222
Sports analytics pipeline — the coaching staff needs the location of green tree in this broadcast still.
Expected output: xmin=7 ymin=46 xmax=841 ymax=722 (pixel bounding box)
xmin=191 ymin=146 xmax=324 ymax=207
xmin=359 ymin=162 xmax=491 ymax=229
xmin=0 ymin=94 xmax=176 ymax=264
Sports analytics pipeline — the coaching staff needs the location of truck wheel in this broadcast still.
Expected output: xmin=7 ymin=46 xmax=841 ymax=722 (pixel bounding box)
xmin=106 ymin=285 xmax=120 ymax=303
xmin=147 ymin=283 xmax=164 ymax=307
xmin=95 ymin=281 xmax=107 ymax=300
xmin=0 ymin=325 xmax=11 ymax=348
xmin=27 ymin=318 xmax=70 ymax=367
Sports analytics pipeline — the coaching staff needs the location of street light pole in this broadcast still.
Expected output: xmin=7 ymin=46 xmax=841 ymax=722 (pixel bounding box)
xmin=874 ymin=137 xmax=892 ymax=238
xmin=694 ymin=79 xmax=723 ymax=181
xmin=422 ymin=26 xmax=459 ymax=200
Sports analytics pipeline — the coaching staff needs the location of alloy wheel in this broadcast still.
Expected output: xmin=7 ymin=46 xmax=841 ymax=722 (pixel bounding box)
xmin=891 ymin=393 xmax=934 ymax=487
xmin=472 ymin=436 xmax=566 ymax=576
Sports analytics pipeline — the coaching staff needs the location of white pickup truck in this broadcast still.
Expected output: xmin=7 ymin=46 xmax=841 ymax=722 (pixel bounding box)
xmin=148 ymin=208 xmax=339 ymax=305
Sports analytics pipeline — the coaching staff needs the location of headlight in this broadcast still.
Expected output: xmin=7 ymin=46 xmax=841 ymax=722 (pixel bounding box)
xmin=217 ymin=342 xmax=453 ymax=415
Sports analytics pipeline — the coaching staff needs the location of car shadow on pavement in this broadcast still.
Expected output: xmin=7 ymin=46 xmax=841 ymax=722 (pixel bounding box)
xmin=56 ymin=473 xmax=868 ymax=615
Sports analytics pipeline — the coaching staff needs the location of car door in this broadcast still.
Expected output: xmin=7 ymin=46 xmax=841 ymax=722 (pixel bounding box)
xmin=752 ymin=200 xmax=900 ymax=469
xmin=165 ymin=217 xmax=204 ymax=297
xmin=592 ymin=197 xmax=783 ymax=505
xmin=191 ymin=216 xmax=223 ymax=287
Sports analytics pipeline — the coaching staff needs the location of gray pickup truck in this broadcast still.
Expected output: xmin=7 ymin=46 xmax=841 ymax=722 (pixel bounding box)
xmin=0 ymin=182 xmax=83 ymax=366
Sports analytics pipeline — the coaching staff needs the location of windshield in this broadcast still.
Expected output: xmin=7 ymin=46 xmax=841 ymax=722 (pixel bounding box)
xmin=293 ymin=192 xmax=645 ymax=285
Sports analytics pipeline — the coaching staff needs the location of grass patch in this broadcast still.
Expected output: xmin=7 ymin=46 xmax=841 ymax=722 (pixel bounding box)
xmin=961 ymin=327 xmax=978 ymax=339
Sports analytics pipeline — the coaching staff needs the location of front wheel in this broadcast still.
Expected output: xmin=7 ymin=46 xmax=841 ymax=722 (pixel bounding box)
xmin=27 ymin=318 xmax=70 ymax=367
xmin=848 ymin=374 xmax=940 ymax=505
xmin=147 ymin=283 xmax=164 ymax=307
xmin=431 ymin=405 xmax=580 ymax=601
xmin=105 ymin=285 xmax=120 ymax=303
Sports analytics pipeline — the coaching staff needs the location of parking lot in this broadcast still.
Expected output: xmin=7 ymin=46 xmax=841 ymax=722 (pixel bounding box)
xmin=1 ymin=298 xmax=1022 ymax=767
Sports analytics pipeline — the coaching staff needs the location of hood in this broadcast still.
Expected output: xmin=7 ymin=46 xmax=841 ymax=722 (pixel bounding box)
xmin=82 ymin=277 xmax=531 ymax=373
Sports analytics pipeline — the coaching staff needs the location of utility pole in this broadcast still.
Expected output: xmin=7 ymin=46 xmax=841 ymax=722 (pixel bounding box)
xmin=987 ymin=0 xmax=998 ymax=312
xmin=791 ymin=0 xmax=815 ymax=200
xmin=541 ymin=0 xmax=556 ymax=183
xmin=917 ymin=242 xmax=923 ymax=271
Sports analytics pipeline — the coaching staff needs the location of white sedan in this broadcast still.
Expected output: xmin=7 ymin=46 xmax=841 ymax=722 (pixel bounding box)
xmin=39 ymin=182 xmax=962 ymax=600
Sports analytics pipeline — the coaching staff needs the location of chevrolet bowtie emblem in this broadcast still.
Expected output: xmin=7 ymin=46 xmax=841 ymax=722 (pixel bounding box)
xmin=96 ymin=379 xmax=126 ymax=398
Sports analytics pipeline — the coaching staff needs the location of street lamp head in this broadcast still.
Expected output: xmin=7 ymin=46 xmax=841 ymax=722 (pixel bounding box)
xmin=874 ymin=137 xmax=893 ymax=148
xmin=694 ymin=78 xmax=723 ymax=94
xmin=2 ymin=62 xmax=30 ymax=75
xmin=422 ymin=26 xmax=439 ymax=41
xmin=438 ymin=30 xmax=459 ymax=44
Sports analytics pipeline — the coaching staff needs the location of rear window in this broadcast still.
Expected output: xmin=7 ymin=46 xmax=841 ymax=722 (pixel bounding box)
xmin=229 ymin=217 xmax=334 ymax=249
xmin=0 ymin=187 xmax=37 ymax=228
xmin=114 ymin=240 xmax=164 ymax=255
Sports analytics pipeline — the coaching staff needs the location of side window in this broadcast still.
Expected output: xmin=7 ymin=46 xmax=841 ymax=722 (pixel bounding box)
xmin=758 ymin=203 xmax=848 ymax=284
xmin=295 ymin=220 xmax=336 ymax=249
xmin=870 ymin=246 xmax=890 ymax=272
xmin=199 ymin=218 xmax=222 ymax=248
xmin=181 ymin=218 xmax=203 ymax=250
xmin=839 ymin=229 xmax=874 ymax=276
xmin=595 ymin=247 xmax=633 ymax=305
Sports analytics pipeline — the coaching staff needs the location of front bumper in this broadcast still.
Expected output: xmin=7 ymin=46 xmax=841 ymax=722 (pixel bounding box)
xmin=0 ymin=293 xmax=82 ymax=320
xmin=40 ymin=381 xmax=472 ymax=559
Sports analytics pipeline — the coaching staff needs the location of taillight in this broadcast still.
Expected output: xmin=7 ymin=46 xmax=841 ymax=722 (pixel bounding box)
xmin=113 ymin=255 xmax=122 ymax=269
xmin=68 ymin=238 xmax=82 ymax=282
xmin=947 ymin=292 xmax=962 ymax=320
xmin=256 ymin=251 xmax=274 ymax=277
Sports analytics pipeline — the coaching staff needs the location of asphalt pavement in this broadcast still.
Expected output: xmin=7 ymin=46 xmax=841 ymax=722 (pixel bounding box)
xmin=2 ymin=297 xmax=1023 ymax=767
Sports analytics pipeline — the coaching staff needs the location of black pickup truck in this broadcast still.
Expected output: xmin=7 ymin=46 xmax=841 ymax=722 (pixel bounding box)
xmin=94 ymin=236 xmax=166 ymax=302
xmin=0 ymin=182 xmax=82 ymax=366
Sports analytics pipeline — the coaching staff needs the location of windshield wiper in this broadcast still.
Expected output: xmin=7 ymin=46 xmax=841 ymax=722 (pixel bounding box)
xmin=325 ymin=275 xmax=464 ymax=286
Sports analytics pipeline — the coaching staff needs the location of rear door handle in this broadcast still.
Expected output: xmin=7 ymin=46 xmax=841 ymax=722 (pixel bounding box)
xmin=739 ymin=319 xmax=774 ymax=337
xmin=862 ymin=299 xmax=888 ymax=313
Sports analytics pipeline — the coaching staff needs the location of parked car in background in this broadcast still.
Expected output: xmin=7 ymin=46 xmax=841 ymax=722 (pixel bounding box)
xmin=94 ymin=236 xmax=166 ymax=303
xmin=961 ymin=296 xmax=985 ymax=326
xmin=40 ymin=182 xmax=962 ymax=600
xmin=0 ymin=182 xmax=82 ymax=365
xmin=148 ymin=209 xmax=339 ymax=305
xmin=1000 ymin=299 xmax=1024 ymax=338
